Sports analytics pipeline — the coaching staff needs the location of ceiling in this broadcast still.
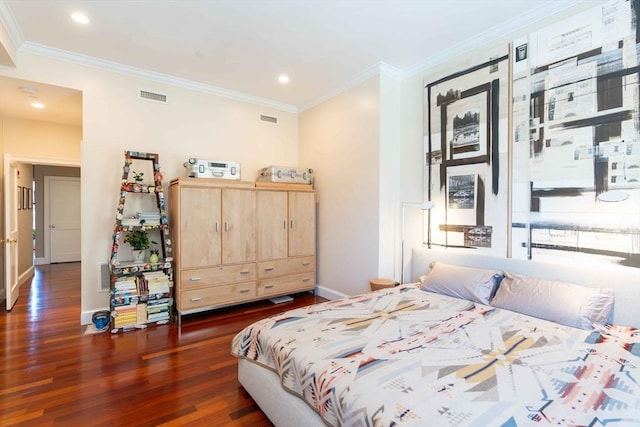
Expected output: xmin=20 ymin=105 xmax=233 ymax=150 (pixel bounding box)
xmin=0 ymin=0 xmax=596 ymax=125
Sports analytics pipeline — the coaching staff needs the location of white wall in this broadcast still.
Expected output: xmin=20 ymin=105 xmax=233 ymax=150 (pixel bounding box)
xmin=2 ymin=117 xmax=81 ymax=160
xmin=299 ymin=76 xmax=380 ymax=297
xmin=0 ymin=51 xmax=299 ymax=323
xmin=379 ymin=73 xmax=402 ymax=281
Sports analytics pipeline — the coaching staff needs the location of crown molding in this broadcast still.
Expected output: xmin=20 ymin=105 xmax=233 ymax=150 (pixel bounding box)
xmin=0 ymin=0 xmax=23 ymax=57
xmin=299 ymin=62 xmax=400 ymax=112
xmin=19 ymin=41 xmax=299 ymax=114
xmin=403 ymin=0 xmax=585 ymax=79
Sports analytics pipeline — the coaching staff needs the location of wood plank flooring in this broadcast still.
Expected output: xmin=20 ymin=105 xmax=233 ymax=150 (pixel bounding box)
xmin=0 ymin=263 xmax=325 ymax=426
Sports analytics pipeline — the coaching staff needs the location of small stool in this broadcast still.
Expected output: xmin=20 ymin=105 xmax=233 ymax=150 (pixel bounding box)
xmin=370 ymin=278 xmax=395 ymax=291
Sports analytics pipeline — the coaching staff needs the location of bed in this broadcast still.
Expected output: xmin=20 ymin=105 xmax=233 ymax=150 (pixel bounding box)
xmin=232 ymin=250 xmax=640 ymax=426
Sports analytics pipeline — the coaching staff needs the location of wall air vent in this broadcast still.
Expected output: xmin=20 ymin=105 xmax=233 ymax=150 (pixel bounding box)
xmin=139 ymin=90 xmax=167 ymax=103
xmin=259 ymin=114 xmax=278 ymax=124
xmin=99 ymin=262 xmax=110 ymax=292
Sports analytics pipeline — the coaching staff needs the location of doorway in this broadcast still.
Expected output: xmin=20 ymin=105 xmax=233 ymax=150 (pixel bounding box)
xmin=41 ymin=173 xmax=81 ymax=264
xmin=0 ymin=76 xmax=82 ymax=310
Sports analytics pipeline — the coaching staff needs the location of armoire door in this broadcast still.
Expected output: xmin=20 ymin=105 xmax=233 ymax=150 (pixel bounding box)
xmin=256 ymin=190 xmax=288 ymax=261
xmin=288 ymin=192 xmax=315 ymax=257
xmin=179 ymin=186 xmax=222 ymax=268
xmin=222 ymin=189 xmax=256 ymax=264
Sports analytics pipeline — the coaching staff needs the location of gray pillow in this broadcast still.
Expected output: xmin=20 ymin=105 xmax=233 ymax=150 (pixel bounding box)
xmin=419 ymin=261 xmax=503 ymax=305
xmin=491 ymin=271 xmax=614 ymax=330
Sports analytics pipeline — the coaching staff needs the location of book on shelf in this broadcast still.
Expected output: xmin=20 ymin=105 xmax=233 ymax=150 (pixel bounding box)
xmin=112 ymin=295 xmax=139 ymax=306
xmin=113 ymin=303 xmax=137 ymax=313
xmin=121 ymin=218 xmax=142 ymax=227
xmin=147 ymin=312 xmax=169 ymax=322
xmin=136 ymin=303 xmax=147 ymax=324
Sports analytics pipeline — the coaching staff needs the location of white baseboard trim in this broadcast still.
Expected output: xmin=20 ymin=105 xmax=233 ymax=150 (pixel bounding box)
xmin=34 ymin=257 xmax=48 ymax=266
xmin=18 ymin=266 xmax=35 ymax=285
xmin=315 ymin=285 xmax=348 ymax=301
xmin=81 ymin=308 xmax=110 ymax=325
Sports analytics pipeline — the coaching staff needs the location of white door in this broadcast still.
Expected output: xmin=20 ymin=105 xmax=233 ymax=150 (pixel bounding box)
xmin=4 ymin=157 xmax=19 ymax=310
xmin=45 ymin=177 xmax=81 ymax=263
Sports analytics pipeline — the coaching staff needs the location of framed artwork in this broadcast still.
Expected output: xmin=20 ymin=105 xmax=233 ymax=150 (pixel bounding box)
xmin=27 ymin=188 xmax=33 ymax=210
xmin=17 ymin=186 xmax=22 ymax=211
xmin=425 ymin=49 xmax=509 ymax=253
xmin=511 ymin=0 xmax=640 ymax=268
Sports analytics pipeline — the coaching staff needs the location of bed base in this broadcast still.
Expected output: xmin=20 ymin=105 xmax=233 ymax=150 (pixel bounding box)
xmin=238 ymin=358 xmax=325 ymax=427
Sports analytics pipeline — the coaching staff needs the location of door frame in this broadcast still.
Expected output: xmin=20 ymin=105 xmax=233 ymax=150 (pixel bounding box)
xmin=44 ymin=175 xmax=81 ymax=264
xmin=2 ymin=156 xmax=80 ymax=303
xmin=3 ymin=154 xmax=19 ymax=309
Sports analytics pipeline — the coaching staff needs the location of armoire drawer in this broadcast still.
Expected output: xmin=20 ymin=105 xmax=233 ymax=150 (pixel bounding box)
xmin=180 ymin=263 xmax=256 ymax=290
xmin=257 ymin=256 xmax=314 ymax=279
xmin=179 ymin=280 xmax=257 ymax=311
xmin=258 ymin=272 xmax=315 ymax=297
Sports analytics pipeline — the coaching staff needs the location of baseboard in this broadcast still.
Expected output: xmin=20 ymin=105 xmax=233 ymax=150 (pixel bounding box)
xmin=18 ymin=266 xmax=35 ymax=285
xmin=315 ymin=285 xmax=348 ymax=301
xmin=34 ymin=257 xmax=48 ymax=266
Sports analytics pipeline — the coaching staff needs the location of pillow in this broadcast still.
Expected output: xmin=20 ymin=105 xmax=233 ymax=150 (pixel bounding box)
xmin=419 ymin=262 xmax=503 ymax=305
xmin=490 ymin=271 xmax=614 ymax=330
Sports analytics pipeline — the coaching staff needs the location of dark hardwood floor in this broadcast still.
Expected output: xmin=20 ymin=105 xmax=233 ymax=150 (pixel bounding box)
xmin=0 ymin=263 xmax=325 ymax=426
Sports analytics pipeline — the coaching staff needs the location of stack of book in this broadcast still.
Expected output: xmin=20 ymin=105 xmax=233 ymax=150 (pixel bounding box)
xmin=147 ymin=298 xmax=172 ymax=323
xmin=137 ymin=211 xmax=161 ymax=226
xmin=113 ymin=303 xmax=137 ymax=328
xmin=121 ymin=217 xmax=142 ymax=227
xmin=142 ymin=271 xmax=172 ymax=297
xmin=113 ymin=276 xmax=138 ymax=297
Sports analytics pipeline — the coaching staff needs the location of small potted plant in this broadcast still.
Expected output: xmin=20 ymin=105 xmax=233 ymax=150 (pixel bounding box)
xmin=149 ymin=246 xmax=160 ymax=264
xmin=131 ymin=171 xmax=145 ymax=192
xmin=124 ymin=230 xmax=150 ymax=263
xmin=132 ymin=171 xmax=144 ymax=182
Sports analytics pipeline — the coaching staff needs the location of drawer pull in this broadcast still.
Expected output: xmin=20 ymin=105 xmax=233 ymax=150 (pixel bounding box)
xmin=264 ymin=284 xmax=274 ymax=289
xmin=264 ymin=267 xmax=274 ymax=271
xmin=239 ymin=289 xmax=251 ymax=293
xmin=240 ymin=270 xmax=250 ymax=274
xmin=189 ymin=277 xmax=201 ymax=281
xmin=302 ymin=278 xmax=310 ymax=282
xmin=190 ymin=297 xmax=202 ymax=302
xmin=302 ymin=262 xmax=310 ymax=266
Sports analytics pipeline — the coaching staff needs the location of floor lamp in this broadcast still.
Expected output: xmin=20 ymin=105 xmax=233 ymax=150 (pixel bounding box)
xmin=401 ymin=201 xmax=435 ymax=284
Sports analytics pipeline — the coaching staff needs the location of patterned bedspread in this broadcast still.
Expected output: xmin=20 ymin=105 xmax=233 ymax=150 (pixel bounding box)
xmin=231 ymin=285 xmax=640 ymax=426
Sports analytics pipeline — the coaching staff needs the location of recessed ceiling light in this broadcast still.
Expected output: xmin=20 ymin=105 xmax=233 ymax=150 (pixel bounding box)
xmin=31 ymin=101 xmax=45 ymax=109
xmin=71 ymin=12 xmax=90 ymax=24
xmin=278 ymin=75 xmax=290 ymax=84
xmin=20 ymin=86 xmax=37 ymax=94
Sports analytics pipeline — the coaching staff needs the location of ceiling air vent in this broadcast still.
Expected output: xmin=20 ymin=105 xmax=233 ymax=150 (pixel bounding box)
xmin=259 ymin=114 xmax=278 ymax=124
xmin=139 ymin=90 xmax=167 ymax=103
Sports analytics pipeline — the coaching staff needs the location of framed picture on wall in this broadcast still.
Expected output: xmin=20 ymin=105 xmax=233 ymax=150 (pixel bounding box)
xmin=425 ymin=49 xmax=509 ymax=253
xmin=17 ymin=186 xmax=22 ymax=211
xmin=27 ymin=188 xmax=33 ymax=210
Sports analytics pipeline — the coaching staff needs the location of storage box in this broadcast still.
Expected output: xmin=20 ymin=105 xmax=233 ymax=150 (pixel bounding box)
xmin=257 ymin=166 xmax=313 ymax=185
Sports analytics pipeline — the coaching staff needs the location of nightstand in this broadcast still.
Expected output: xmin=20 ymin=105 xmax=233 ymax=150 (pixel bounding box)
xmin=369 ymin=278 xmax=396 ymax=291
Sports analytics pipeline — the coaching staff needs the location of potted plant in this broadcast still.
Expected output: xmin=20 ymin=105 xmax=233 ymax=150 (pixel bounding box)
xmin=132 ymin=171 xmax=144 ymax=182
xmin=124 ymin=230 xmax=150 ymax=263
xmin=149 ymin=246 xmax=160 ymax=264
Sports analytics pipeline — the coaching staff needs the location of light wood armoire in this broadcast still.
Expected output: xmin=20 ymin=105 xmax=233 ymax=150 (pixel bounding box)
xmin=169 ymin=178 xmax=315 ymax=321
